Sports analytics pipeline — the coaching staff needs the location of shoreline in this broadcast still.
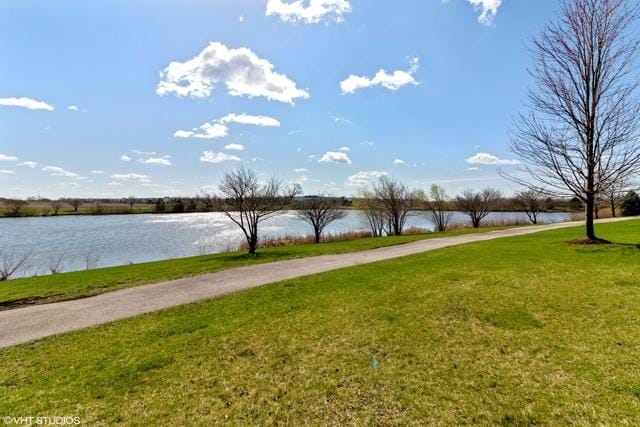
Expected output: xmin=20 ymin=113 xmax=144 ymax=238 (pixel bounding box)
xmin=0 ymin=207 xmax=581 ymax=220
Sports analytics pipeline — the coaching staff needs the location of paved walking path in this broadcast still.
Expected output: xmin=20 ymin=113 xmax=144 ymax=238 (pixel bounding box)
xmin=0 ymin=217 xmax=633 ymax=348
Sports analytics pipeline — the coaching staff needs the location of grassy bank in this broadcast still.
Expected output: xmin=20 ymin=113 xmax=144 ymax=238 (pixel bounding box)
xmin=1 ymin=220 xmax=639 ymax=424
xmin=0 ymin=226 xmax=509 ymax=309
xmin=0 ymin=203 xmax=157 ymax=217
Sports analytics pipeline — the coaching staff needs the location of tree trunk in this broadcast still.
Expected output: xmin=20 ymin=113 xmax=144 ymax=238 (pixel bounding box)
xmin=248 ymin=235 xmax=258 ymax=255
xmin=610 ymin=200 xmax=617 ymax=218
xmin=585 ymin=193 xmax=597 ymax=241
xmin=314 ymin=228 xmax=321 ymax=244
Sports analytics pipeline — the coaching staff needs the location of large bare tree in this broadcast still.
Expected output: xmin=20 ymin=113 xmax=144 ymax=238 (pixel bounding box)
xmin=507 ymin=0 xmax=640 ymax=241
xmin=219 ymin=166 xmax=299 ymax=255
xmin=296 ymin=196 xmax=347 ymax=243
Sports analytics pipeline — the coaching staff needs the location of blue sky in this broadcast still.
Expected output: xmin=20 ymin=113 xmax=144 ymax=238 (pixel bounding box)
xmin=0 ymin=0 xmax=562 ymax=198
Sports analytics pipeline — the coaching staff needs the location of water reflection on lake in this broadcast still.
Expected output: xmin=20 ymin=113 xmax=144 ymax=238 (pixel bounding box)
xmin=1 ymin=210 xmax=570 ymax=276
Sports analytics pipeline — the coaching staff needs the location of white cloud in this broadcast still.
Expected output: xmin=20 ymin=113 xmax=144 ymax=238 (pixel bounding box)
xmin=224 ymin=144 xmax=245 ymax=151
xmin=110 ymin=173 xmax=151 ymax=183
xmin=91 ymin=170 xmax=105 ymax=174
xmin=67 ymin=105 xmax=79 ymax=111
xmin=319 ymin=151 xmax=352 ymax=165
xmin=0 ymin=97 xmax=54 ymax=111
xmin=132 ymin=149 xmax=156 ymax=156
xmin=394 ymin=159 xmax=406 ymax=166
xmin=331 ymin=115 xmax=351 ymax=124
xmin=140 ymin=155 xmax=173 ymax=166
xmin=175 ymin=113 xmax=280 ymax=140
xmin=0 ymin=154 xmax=18 ymax=162
xmin=175 ymin=123 xmax=229 ymax=140
xmin=18 ymin=161 xmax=37 ymax=168
xmin=338 ymin=146 xmax=350 ymax=152
xmin=468 ymin=167 xmax=480 ymax=171
xmin=239 ymin=15 xmax=245 ymax=23
xmin=0 ymin=170 xmax=16 ymax=175
xmin=55 ymin=182 xmax=81 ymax=189
xmin=42 ymin=166 xmax=80 ymax=178
xmin=157 ymin=42 xmax=309 ymax=104
xmin=466 ymin=152 xmax=519 ymax=166
xmin=120 ymin=155 xmax=132 ymax=162
xmin=468 ymin=0 xmax=502 ymax=25
xmin=340 ymin=57 xmax=419 ymax=94
xmin=293 ymin=168 xmax=308 ymax=173
xmin=220 ymin=113 xmax=281 ymax=127
xmin=200 ymin=151 xmax=241 ymax=164
xmin=266 ymin=0 xmax=351 ymax=24
xmin=346 ymin=170 xmax=388 ymax=187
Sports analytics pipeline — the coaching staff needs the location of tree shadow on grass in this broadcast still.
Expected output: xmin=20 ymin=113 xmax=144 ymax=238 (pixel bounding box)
xmin=578 ymin=242 xmax=640 ymax=255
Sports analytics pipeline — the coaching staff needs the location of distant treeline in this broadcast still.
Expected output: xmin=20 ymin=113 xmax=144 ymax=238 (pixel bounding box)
xmin=0 ymin=194 xmax=587 ymax=218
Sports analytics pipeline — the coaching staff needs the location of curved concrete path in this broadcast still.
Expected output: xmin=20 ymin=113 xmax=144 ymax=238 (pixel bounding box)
xmin=0 ymin=217 xmax=633 ymax=348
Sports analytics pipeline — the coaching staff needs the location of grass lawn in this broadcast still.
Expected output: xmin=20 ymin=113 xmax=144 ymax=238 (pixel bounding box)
xmin=0 ymin=226 xmax=509 ymax=308
xmin=1 ymin=220 xmax=640 ymax=424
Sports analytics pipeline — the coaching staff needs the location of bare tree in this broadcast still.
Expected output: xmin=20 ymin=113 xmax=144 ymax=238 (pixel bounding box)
xmin=69 ymin=199 xmax=82 ymax=212
xmin=358 ymin=191 xmax=388 ymax=237
xmin=425 ymin=184 xmax=454 ymax=232
xmin=602 ymin=176 xmax=631 ymax=217
xmin=51 ymin=200 xmax=63 ymax=216
xmin=506 ymin=0 xmax=640 ymax=242
xmin=371 ymin=176 xmax=417 ymax=236
xmin=93 ymin=201 xmax=104 ymax=215
xmin=199 ymin=191 xmax=220 ymax=212
xmin=4 ymin=199 xmax=28 ymax=217
xmin=84 ymin=251 xmax=101 ymax=270
xmin=127 ymin=196 xmax=136 ymax=213
xmin=297 ymin=197 xmax=348 ymax=243
xmin=46 ymin=254 xmax=65 ymax=274
xmin=219 ymin=166 xmax=300 ymax=255
xmin=0 ymin=252 xmax=31 ymax=281
xmin=456 ymin=188 xmax=502 ymax=228
xmin=515 ymin=190 xmax=545 ymax=224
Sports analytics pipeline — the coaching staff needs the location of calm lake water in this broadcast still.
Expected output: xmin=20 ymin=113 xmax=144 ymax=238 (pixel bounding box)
xmin=1 ymin=211 xmax=570 ymax=277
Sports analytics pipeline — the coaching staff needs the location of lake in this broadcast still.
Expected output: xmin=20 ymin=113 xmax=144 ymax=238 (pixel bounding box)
xmin=1 ymin=210 xmax=570 ymax=277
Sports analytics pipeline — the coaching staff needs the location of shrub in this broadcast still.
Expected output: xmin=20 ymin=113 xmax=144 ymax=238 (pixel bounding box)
xmin=155 ymin=198 xmax=166 ymax=213
xmin=620 ymin=191 xmax=640 ymax=217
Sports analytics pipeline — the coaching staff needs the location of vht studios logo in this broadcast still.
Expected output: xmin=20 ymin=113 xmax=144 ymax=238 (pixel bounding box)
xmin=2 ymin=417 xmax=81 ymax=426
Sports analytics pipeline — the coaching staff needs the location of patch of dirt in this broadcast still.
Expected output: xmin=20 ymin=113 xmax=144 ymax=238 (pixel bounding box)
xmin=0 ymin=294 xmax=65 ymax=311
xmin=565 ymin=238 xmax=612 ymax=245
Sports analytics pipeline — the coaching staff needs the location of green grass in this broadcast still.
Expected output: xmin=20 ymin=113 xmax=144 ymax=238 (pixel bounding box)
xmin=0 ymin=226 xmax=507 ymax=308
xmin=1 ymin=220 xmax=639 ymax=424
